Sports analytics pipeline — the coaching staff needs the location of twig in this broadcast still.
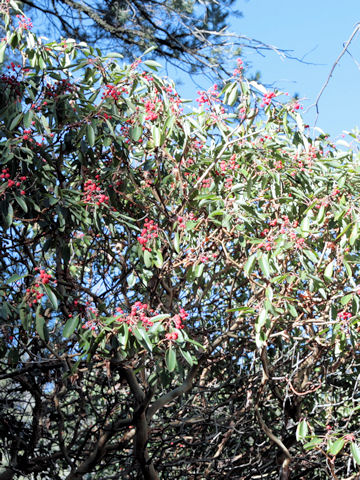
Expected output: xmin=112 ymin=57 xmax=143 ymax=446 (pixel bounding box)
xmin=310 ymin=23 xmax=360 ymax=125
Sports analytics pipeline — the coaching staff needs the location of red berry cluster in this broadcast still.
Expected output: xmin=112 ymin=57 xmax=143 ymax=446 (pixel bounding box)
xmin=171 ymin=308 xmax=187 ymax=329
xmin=261 ymin=91 xmax=276 ymax=108
xmin=83 ymin=179 xmax=109 ymax=206
xmin=0 ymin=63 xmax=24 ymax=98
xmin=16 ymin=14 xmax=32 ymax=30
xmin=115 ymin=301 xmax=155 ymax=330
xmin=1 ymin=168 xmax=27 ymax=195
xmin=26 ymin=286 xmax=45 ymax=307
xmin=144 ymin=99 xmax=159 ymax=121
xmin=44 ymin=79 xmax=74 ymax=99
xmin=137 ymin=219 xmax=158 ymax=251
xmin=338 ymin=311 xmax=352 ymax=321
xmin=219 ymin=153 xmax=240 ymax=173
xmin=196 ymin=84 xmax=219 ymax=107
xmin=232 ymin=58 xmax=244 ymax=77
xmin=112 ymin=303 xmax=188 ymax=341
xmin=38 ymin=269 xmax=52 ymax=284
xmin=165 ymin=332 xmax=178 ymax=340
xmin=102 ymin=84 xmax=126 ymax=102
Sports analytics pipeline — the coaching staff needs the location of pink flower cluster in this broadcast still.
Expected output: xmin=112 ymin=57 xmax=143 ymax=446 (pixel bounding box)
xmin=137 ymin=219 xmax=158 ymax=251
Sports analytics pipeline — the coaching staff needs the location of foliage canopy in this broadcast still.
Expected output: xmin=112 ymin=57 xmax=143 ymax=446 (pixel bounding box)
xmin=0 ymin=3 xmax=360 ymax=479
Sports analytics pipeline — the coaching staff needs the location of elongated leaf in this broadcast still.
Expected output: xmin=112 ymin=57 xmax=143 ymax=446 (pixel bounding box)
xmin=350 ymin=442 xmax=360 ymax=465
xmin=6 ymin=273 xmax=27 ymax=284
xmin=296 ymin=419 xmax=308 ymax=441
xmin=130 ymin=125 xmax=142 ymax=142
xmin=86 ymin=124 xmax=95 ymax=146
xmin=152 ymin=125 xmax=161 ymax=147
xmin=43 ymin=284 xmax=58 ymax=310
xmin=63 ymin=315 xmax=79 ymax=338
xmin=328 ymin=437 xmax=345 ymax=456
xmin=14 ymin=195 xmax=28 ymax=213
xmin=180 ymin=348 xmax=194 ymax=366
xmin=166 ymin=347 xmax=177 ymax=372
xmin=35 ymin=307 xmax=48 ymax=342
xmin=258 ymin=254 xmax=270 ymax=279
xmin=324 ymin=261 xmax=334 ymax=281
xmin=143 ymin=249 xmax=152 ymax=268
xmin=150 ymin=314 xmax=171 ymax=322
xmin=244 ymin=253 xmax=257 ymax=277
xmin=139 ymin=328 xmax=153 ymax=352
xmin=173 ymin=232 xmax=180 ymax=253
xmin=350 ymin=222 xmax=359 ymax=246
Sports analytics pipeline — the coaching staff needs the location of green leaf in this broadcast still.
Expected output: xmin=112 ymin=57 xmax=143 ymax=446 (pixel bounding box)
xmin=328 ymin=437 xmax=345 ymax=456
xmin=6 ymin=273 xmax=27 ymax=284
xmin=350 ymin=442 xmax=360 ymax=465
xmin=324 ymin=261 xmax=334 ymax=281
xmin=127 ymin=272 xmax=136 ymax=287
xmin=303 ymin=437 xmax=322 ymax=450
xmin=244 ymin=253 xmax=257 ymax=277
xmin=258 ymin=254 xmax=271 ymax=279
xmin=296 ymin=419 xmax=308 ymax=441
xmin=180 ymin=348 xmax=194 ymax=366
xmin=154 ymin=250 xmax=163 ymax=268
xmin=63 ymin=315 xmax=79 ymax=338
xmin=255 ymin=308 xmax=267 ymax=333
xmin=35 ymin=307 xmax=48 ymax=342
xmin=152 ymin=125 xmax=161 ymax=147
xmin=139 ymin=328 xmax=153 ymax=352
xmin=151 ymin=314 xmax=171 ymax=322
xmin=165 ymin=347 xmax=177 ymax=372
xmin=349 ymin=222 xmax=359 ymax=246
xmin=86 ymin=124 xmax=95 ymax=146
xmin=9 ymin=113 xmax=23 ymax=131
xmin=194 ymin=263 xmax=204 ymax=278
xmin=0 ymin=41 xmax=6 ymax=64
xmin=130 ymin=125 xmax=142 ymax=142
xmin=340 ymin=294 xmax=352 ymax=306
xmin=43 ymin=284 xmax=58 ymax=310
xmin=14 ymin=195 xmax=28 ymax=213
xmin=4 ymin=203 xmax=13 ymax=228
xmin=143 ymin=59 xmax=162 ymax=70
xmin=303 ymin=249 xmax=318 ymax=264
xmin=173 ymin=232 xmax=180 ymax=253
xmin=143 ymin=249 xmax=152 ymax=268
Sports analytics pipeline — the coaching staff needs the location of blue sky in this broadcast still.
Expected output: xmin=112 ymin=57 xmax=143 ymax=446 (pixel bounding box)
xmin=174 ymin=0 xmax=360 ymax=140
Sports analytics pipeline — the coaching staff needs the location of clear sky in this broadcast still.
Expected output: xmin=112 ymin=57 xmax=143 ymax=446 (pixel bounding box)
xmin=174 ymin=0 xmax=360 ymax=141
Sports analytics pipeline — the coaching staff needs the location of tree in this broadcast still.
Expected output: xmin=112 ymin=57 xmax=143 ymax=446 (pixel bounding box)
xmin=11 ymin=0 xmax=284 ymax=77
xmin=1 ymin=3 xmax=360 ymax=479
